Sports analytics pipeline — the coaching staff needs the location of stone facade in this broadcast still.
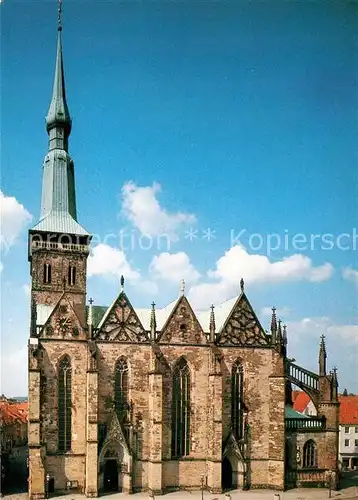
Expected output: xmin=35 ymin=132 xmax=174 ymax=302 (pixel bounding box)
xmin=27 ymin=253 xmax=340 ymax=497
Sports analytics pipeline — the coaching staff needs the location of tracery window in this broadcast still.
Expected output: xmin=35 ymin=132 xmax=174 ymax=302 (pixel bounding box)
xmin=231 ymin=360 xmax=244 ymax=440
xmin=68 ymin=265 xmax=76 ymax=286
xmin=44 ymin=263 xmax=52 ymax=284
xmin=303 ymin=440 xmax=317 ymax=468
xmin=171 ymin=357 xmax=190 ymax=457
xmin=58 ymin=356 xmax=72 ymax=452
xmin=115 ymin=358 xmax=129 ymax=422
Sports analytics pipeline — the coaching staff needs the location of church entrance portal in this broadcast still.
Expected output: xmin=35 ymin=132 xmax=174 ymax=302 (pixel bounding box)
xmin=222 ymin=457 xmax=233 ymax=490
xmin=103 ymin=460 xmax=119 ymax=492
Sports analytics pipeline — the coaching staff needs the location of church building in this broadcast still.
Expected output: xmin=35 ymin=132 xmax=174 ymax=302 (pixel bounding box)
xmin=27 ymin=5 xmax=340 ymax=498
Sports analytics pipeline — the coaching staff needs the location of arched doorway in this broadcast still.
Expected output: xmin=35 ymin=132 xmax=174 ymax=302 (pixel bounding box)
xmin=103 ymin=460 xmax=119 ymax=492
xmin=222 ymin=457 xmax=233 ymax=490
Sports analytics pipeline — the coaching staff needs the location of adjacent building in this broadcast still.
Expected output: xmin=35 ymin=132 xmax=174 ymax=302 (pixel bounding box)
xmin=27 ymin=6 xmax=340 ymax=499
xmin=293 ymin=393 xmax=358 ymax=470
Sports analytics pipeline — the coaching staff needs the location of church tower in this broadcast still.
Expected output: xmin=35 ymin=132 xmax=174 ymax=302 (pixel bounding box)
xmin=28 ymin=4 xmax=92 ymax=498
xmin=28 ymin=2 xmax=91 ymax=311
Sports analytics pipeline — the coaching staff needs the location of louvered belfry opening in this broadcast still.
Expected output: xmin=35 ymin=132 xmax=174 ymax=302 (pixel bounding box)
xmin=115 ymin=358 xmax=129 ymax=422
xmin=171 ymin=358 xmax=190 ymax=458
xmin=58 ymin=355 xmax=72 ymax=452
xmin=231 ymin=360 xmax=244 ymax=440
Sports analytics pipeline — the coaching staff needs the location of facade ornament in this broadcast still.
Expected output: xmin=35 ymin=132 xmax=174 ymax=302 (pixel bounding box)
xmin=180 ymin=278 xmax=185 ymax=297
xmin=282 ymin=324 xmax=287 ymax=346
xmin=120 ymin=275 xmax=124 ymax=292
xmin=277 ymin=319 xmax=283 ymax=344
xmin=319 ymin=334 xmax=327 ymax=376
xmin=150 ymin=302 xmax=157 ymax=341
xmin=240 ymin=278 xmax=245 ymax=293
xmin=57 ymin=0 xmax=63 ymax=31
xmin=271 ymin=306 xmax=277 ymax=344
xmin=209 ymin=304 xmax=216 ymax=343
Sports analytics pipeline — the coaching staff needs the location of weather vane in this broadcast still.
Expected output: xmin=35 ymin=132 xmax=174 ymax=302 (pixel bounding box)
xmin=58 ymin=0 xmax=63 ymax=31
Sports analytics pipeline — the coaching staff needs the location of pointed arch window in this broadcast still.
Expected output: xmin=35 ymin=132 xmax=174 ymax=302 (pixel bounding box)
xmin=58 ymin=356 xmax=72 ymax=452
xmin=303 ymin=440 xmax=317 ymax=468
xmin=172 ymin=358 xmax=190 ymax=457
xmin=68 ymin=266 xmax=76 ymax=286
xmin=44 ymin=263 xmax=52 ymax=284
xmin=231 ymin=360 xmax=244 ymax=440
xmin=115 ymin=358 xmax=128 ymax=422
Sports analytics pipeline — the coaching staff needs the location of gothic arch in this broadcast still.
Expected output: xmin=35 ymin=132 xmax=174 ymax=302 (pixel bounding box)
xmin=58 ymin=355 xmax=72 ymax=452
xmin=114 ymin=357 xmax=129 ymax=424
xmin=171 ymin=357 xmax=191 ymax=457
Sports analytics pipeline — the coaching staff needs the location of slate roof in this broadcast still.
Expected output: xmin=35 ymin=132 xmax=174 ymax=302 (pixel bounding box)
xmin=32 ymin=212 xmax=89 ymax=236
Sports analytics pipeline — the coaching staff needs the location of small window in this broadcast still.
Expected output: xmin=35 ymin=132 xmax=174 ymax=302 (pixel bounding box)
xmin=355 ymin=439 xmax=358 ymax=447
xmin=303 ymin=440 xmax=317 ymax=468
xmin=68 ymin=266 xmax=76 ymax=286
xmin=44 ymin=263 xmax=52 ymax=284
xmin=345 ymin=427 xmax=350 ymax=434
xmin=355 ymin=427 xmax=358 ymax=433
xmin=345 ymin=439 xmax=350 ymax=447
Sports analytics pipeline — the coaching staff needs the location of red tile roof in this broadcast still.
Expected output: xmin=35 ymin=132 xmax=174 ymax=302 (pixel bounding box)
xmin=292 ymin=390 xmax=311 ymax=413
xmin=291 ymin=391 xmax=358 ymax=424
xmin=339 ymin=396 xmax=358 ymax=425
xmin=0 ymin=401 xmax=28 ymax=425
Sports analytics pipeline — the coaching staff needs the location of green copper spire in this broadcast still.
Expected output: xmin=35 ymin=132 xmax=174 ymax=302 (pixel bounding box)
xmin=31 ymin=0 xmax=89 ymax=237
xmin=46 ymin=29 xmax=72 ymax=146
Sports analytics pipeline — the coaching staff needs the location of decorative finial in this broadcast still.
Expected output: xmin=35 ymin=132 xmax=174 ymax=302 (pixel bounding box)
xmin=240 ymin=278 xmax=244 ymax=293
xmin=319 ymin=333 xmax=327 ymax=376
xmin=120 ymin=275 xmax=125 ymax=291
xmin=180 ymin=278 xmax=185 ymax=297
xmin=58 ymin=0 xmax=63 ymax=31
xmin=209 ymin=304 xmax=216 ymax=342
xmin=277 ymin=319 xmax=282 ymax=343
xmin=150 ymin=302 xmax=157 ymax=341
xmin=88 ymin=298 xmax=94 ymax=326
xmin=282 ymin=324 xmax=287 ymax=346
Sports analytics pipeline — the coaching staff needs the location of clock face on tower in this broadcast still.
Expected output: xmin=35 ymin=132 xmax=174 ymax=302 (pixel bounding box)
xmin=56 ymin=316 xmax=71 ymax=334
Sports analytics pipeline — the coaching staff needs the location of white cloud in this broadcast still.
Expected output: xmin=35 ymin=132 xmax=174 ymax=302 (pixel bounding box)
xmin=87 ymin=243 xmax=140 ymax=282
xmin=342 ymin=267 xmax=358 ymax=284
xmin=0 ymin=261 xmax=3 ymax=273
xmin=121 ymin=182 xmax=196 ymax=239
xmin=22 ymin=284 xmax=30 ymax=297
xmin=0 ymin=191 xmax=32 ymax=253
xmin=189 ymin=245 xmax=333 ymax=308
xmin=149 ymin=251 xmax=200 ymax=284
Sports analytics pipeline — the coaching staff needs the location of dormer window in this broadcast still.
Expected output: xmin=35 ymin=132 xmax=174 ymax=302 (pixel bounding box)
xmin=68 ymin=266 xmax=76 ymax=286
xmin=44 ymin=263 xmax=52 ymax=284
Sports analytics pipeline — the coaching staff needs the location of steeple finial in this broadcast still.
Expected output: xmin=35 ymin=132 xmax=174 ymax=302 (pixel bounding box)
xmin=88 ymin=298 xmax=94 ymax=325
xmin=88 ymin=297 xmax=94 ymax=338
xmin=58 ymin=0 xmax=63 ymax=31
xmin=209 ymin=304 xmax=216 ymax=343
xmin=150 ymin=302 xmax=157 ymax=341
xmin=180 ymin=279 xmax=185 ymax=297
xmin=271 ymin=306 xmax=277 ymax=343
xmin=332 ymin=366 xmax=338 ymax=401
xmin=46 ymin=0 xmax=71 ymax=142
xmin=277 ymin=319 xmax=283 ymax=344
xmin=240 ymin=278 xmax=245 ymax=293
xmin=319 ymin=334 xmax=327 ymax=376
xmin=120 ymin=275 xmax=125 ymax=292
xmin=282 ymin=324 xmax=288 ymax=346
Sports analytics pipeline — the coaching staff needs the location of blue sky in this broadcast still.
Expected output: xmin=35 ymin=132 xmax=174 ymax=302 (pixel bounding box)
xmin=1 ymin=0 xmax=357 ymax=396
